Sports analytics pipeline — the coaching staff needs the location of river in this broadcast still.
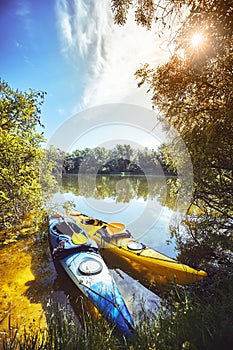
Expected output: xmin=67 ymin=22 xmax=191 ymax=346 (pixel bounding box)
xmin=0 ymin=175 xmax=181 ymax=336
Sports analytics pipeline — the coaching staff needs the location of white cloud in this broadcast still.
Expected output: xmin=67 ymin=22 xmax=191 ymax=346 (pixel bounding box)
xmin=56 ymin=0 xmax=171 ymax=109
xmin=61 ymin=14 xmax=73 ymax=47
xmin=16 ymin=0 xmax=31 ymax=17
xmin=56 ymin=0 xmax=74 ymax=52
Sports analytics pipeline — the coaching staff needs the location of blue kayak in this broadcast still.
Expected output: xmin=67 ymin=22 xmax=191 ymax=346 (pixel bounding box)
xmin=48 ymin=215 xmax=134 ymax=337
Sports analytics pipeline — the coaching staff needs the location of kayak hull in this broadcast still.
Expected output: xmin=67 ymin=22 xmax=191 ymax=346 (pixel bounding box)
xmin=48 ymin=216 xmax=134 ymax=337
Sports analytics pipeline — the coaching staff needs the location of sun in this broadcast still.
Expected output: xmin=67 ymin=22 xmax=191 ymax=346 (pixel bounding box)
xmin=191 ymin=33 xmax=203 ymax=47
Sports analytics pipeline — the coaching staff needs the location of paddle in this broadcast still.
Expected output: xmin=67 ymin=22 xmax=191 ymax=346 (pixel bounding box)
xmin=53 ymin=212 xmax=63 ymax=218
xmin=107 ymin=222 xmax=125 ymax=233
xmin=72 ymin=232 xmax=88 ymax=245
xmin=69 ymin=209 xmax=81 ymax=216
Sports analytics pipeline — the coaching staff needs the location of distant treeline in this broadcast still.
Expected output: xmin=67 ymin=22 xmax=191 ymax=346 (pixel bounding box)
xmin=62 ymin=144 xmax=176 ymax=176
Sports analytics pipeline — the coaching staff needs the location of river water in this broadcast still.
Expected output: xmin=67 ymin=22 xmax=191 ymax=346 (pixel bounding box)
xmin=0 ymin=175 xmax=182 ymax=336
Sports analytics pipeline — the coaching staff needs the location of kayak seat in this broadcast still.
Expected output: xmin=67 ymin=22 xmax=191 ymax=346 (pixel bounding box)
xmin=97 ymin=227 xmax=131 ymax=242
xmin=53 ymin=221 xmax=82 ymax=237
xmin=82 ymin=219 xmax=95 ymax=225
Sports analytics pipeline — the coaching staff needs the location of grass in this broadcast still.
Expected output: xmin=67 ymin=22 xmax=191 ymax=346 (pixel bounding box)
xmin=1 ymin=268 xmax=233 ymax=350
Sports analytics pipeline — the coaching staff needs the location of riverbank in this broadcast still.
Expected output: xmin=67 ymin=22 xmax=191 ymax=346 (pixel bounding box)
xmin=1 ymin=266 xmax=233 ymax=350
xmin=0 ymin=239 xmax=47 ymax=334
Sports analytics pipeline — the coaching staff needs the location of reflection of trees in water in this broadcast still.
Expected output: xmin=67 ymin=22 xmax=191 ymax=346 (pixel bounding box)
xmin=61 ymin=175 xmax=178 ymax=210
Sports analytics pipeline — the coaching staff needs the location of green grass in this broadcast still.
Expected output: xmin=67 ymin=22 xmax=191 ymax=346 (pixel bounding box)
xmin=1 ymin=269 xmax=233 ymax=350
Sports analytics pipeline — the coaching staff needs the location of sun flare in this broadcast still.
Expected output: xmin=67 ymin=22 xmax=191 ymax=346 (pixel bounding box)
xmin=191 ymin=33 xmax=203 ymax=47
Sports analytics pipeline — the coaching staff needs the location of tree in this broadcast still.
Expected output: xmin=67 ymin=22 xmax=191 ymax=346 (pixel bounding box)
xmin=111 ymin=0 xmax=183 ymax=30
xmin=111 ymin=1 xmax=233 ymax=271
xmin=112 ymin=0 xmax=233 ymax=218
xmin=135 ymin=2 xmax=233 ymax=219
xmin=40 ymin=146 xmax=65 ymax=198
xmin=0 ymin=80 xmax=46 ymax=236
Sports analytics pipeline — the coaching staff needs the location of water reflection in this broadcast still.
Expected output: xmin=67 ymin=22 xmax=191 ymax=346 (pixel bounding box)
xmin=57 ymin=175 xmax=178 ymax=258
xmin=100 ymin=248 xmax=169 ymax=294
xmin=51 ymin=270 xmax=101 ymax=326
xmin=61 ymin=175 xmax=177 ymax=209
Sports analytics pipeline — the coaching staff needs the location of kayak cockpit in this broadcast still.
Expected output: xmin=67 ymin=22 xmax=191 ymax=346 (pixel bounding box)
xmin=81 ymin=218 xmax=105 ymax=227
xmin=52 ymin=220 xmax=82 ymax=236
xmin=49 ymin=219 xmax=98 ymax=259
xmin=96 ymin=226 xmax=131 ymax=243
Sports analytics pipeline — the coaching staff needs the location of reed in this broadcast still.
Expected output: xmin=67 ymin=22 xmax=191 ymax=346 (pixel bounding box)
xmin=1 ymin=271 xmax=233 ymax=350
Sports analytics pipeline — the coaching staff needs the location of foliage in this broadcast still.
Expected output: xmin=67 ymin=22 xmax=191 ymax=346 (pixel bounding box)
xmin=170 ymin=213 xmax=233 ymax=273
xmin=2 ymin=276 xmax=233 ymax=350
xmin=136 ymin=55 xmax=232 ymax=217
xmin=111 ymin=0 xmax=185 ymax=30
xmin=135 ymin=0 xmax=232 ymax=215
xmin=158 ymin=272 xmax=233 ymax=350
xmin=63 ymin=144 xmax=175 ymax=176
xmin=1 ymin=301 xmax=129 ymax=350
xmin=112 ymin=2 xmax=233 ymax=218
xmin=0 ymin=80 xmax=46 ymax=237
xmin=40 ymin=146 xmax=65 ymax=200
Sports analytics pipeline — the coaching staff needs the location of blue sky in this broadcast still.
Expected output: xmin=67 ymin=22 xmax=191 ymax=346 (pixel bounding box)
xmin=1 ymin=0 xmax=83 ymax=139
xmin=1 ymin=0 xmax=172 ymax=149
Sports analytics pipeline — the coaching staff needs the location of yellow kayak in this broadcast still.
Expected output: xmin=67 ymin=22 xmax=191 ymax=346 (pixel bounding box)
xmin=68 ymin=209 xmax=207 ymax=286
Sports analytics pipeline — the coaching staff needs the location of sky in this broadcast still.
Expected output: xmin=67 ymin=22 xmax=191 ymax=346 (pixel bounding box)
xmin=0 ymin=0 xmax=173 ymax=150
